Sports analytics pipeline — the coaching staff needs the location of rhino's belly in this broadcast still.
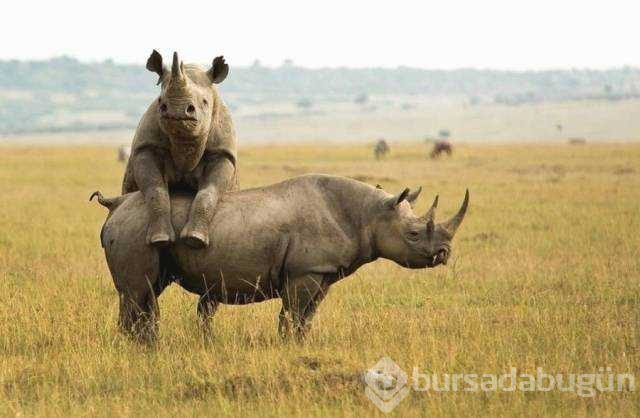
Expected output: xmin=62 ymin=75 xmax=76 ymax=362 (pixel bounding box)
xmin=172 ymin=245 xmax=281 ymax=304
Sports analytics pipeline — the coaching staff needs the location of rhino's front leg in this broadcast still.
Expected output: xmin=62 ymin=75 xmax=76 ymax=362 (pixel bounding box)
xmin=180 ymin=156 xmax=235 ymax=248
xmin=134 ymin=148 xmax=175 ymax=246
xmin=279 ymin=274 xmax=328 ymax=341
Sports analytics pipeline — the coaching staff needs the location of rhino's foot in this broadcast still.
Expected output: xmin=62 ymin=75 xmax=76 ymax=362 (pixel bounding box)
xmin=146 ymin=218 xmax=175 ymax=247
xmin=180 ymin=227 xmax=209 ymax=249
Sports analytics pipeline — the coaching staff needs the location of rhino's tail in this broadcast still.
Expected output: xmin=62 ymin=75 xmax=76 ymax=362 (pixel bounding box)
xmin=89 ymin=191 xmax=126 ymax=211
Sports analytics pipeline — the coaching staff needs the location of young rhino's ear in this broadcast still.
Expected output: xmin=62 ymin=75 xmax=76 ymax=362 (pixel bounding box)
xmin=146 ymin=49 xmax=165 ymax=85
xmin=207 ymin=56 xmax=229 ymax=84
xmin=384 ymin=188 xmax=410 ymax=210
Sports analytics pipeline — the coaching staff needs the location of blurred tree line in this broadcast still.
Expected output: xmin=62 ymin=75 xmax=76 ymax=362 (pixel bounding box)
xmin=1 ymin=57 xmax=639 ymax=134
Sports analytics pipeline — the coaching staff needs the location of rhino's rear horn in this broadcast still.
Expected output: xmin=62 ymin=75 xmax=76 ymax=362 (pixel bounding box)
xmin=424 ymin=194 xmax=439 ymax=223
xmin=424 ymin=194 xmax=438 ymax=238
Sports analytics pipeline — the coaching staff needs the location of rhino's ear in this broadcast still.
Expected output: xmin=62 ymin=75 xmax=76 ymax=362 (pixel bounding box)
xmin=146 ymin=49 xmax=165 ymax=85
xmin=207 ymin=56 xmax=229 ymax=84
xmin=406 ymin=186 xmax=422 ymax=207
xmin=384 ymin=188 xmax=410 ymax=210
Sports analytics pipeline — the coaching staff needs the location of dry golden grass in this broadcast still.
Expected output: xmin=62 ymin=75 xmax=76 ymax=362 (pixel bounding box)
xmin=0 ymin=142 xmax=638 ymax=417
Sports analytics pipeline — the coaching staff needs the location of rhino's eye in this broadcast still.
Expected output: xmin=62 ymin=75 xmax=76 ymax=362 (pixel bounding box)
xmin=203 ymin=99 xmax=209 ymax=106
xmin=408 ymin=231 xmax=420 ymax=240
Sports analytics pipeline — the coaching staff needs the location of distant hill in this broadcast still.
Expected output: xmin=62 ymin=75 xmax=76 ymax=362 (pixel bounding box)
xmin=1 ymin=56 xmax=639 ymax=134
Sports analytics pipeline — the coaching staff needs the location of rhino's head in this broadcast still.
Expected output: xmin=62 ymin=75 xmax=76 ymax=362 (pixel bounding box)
xmin=373 ymin=187 xmax=469 ymax=268
xmin=146 ymin=50 xmax=229 ymax=171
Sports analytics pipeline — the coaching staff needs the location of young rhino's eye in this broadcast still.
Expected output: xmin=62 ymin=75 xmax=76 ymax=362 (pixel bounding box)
xmin=203 ymin=99 xmax=209 ymax=106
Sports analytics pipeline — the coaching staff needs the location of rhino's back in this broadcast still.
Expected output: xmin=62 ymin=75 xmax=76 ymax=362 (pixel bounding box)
xmin=202 ymin=175 xmax=368 ymax=278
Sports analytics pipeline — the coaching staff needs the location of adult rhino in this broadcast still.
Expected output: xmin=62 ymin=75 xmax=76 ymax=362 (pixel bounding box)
xmin=92 ymin=174 xmax=469 ymax=342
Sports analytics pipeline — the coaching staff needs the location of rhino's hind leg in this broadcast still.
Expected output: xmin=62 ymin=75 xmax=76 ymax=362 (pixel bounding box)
xmin=279 ymin=274 xmax=328 ymax=341
xmin=106 ymin=239 xmax=167 ymax=343
xmin=117 ymin=269 xmax=170 ymax=344
xmin=119 ymin=289 xmax=160 ymax=344
xmin=197 ymin=295 xmax=219 ymax=340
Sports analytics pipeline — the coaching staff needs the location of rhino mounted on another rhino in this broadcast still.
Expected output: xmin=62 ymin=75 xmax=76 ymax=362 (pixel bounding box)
xmin=122 ymin=50 xmax=237 ymax=249
xmin=92 ymin=174 xmax=469 ymax=342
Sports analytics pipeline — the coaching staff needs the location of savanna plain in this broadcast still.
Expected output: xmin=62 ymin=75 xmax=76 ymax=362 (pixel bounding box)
xmin=0 ymin=141 xmax=638 ymax=417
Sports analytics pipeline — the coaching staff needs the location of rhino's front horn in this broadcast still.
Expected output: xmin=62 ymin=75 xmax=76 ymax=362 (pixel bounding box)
xmin=171 ymin=51 xmax=185 ymax=80
xmin=441 ymin=189 xmax=469 ymax=236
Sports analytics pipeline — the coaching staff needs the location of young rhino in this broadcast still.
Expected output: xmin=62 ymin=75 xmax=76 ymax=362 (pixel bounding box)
xmin=121 ymin=50 xmax=237 ymax=248
xmin=92 ymin=174 xmax=469 ymax=342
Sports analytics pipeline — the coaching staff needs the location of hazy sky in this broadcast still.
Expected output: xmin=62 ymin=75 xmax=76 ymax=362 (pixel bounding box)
xmin=2 ymin=0 xmax=638 ymax=69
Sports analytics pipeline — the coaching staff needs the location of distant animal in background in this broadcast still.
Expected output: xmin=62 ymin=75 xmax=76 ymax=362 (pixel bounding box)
xmin=568 ymin=137 xmax=586 ymax=145
xmin=118 ymin=145 xmax=131 ymax=163
xmin=374 ymin=139 xmax=390 ymax=160
xmin=430 ymin=140 xmax=453 ymax=159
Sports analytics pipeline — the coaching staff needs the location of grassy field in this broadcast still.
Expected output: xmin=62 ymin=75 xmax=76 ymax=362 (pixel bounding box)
xmin=0 ymin=142 xmax=638 ymax=417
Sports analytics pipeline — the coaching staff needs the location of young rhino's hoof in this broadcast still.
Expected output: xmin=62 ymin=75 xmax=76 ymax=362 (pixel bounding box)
xmin=180 ymin=228 xmax=209 ymax=249
xmin=146 ymin=220 xmax=176 ymax=247
xmin=148 ymin=233 xmax=172 ymax=247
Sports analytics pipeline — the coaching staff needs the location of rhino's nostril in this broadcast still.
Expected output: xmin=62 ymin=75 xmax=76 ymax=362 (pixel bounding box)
xmin=186 ymin=104 xmax=196 ymax=114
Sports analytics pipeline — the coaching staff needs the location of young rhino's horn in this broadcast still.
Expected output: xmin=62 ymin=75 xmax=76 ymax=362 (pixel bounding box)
xmin=171 ymin=51 xmax=185 ymax=81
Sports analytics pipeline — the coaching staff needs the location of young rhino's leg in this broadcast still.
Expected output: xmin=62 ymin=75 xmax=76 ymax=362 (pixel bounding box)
xmin=279 ymin=274 xmax=328 ymax=341
xmin=134 ymin=149 xmax=175 ymax=245
xmin=180 ymin=156 xmax=235 ymax=248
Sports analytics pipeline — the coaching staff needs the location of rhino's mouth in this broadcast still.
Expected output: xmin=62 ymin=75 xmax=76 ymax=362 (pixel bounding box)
xmin=161 ymin=115 xmax=198 ymax=122
xmin=425 ymin=249 xmax=448 ymax=267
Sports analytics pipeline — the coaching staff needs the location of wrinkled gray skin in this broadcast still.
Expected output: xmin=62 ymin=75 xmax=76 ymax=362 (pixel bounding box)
xmin=122 ymin=50 xmax=237 ymax=249
xmin=92 ymin=174 xmax=468 ymax=342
